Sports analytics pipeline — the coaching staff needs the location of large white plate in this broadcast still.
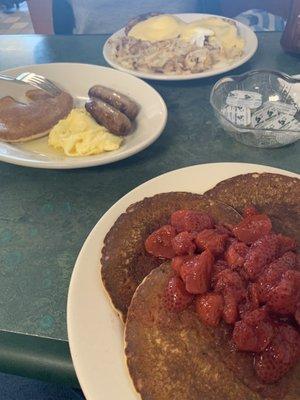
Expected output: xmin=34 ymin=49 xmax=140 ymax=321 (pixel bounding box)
xmin=103 ymin=14 xmax=258 ymax=81
xmin=67 ymin=162 xmax=299 ymax=400
xmin=0 ymin=63 xmax=167 ymax=169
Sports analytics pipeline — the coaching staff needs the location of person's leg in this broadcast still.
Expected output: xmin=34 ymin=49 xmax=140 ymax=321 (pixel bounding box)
xmin=52 ymin=0 xmax=75 ymax=34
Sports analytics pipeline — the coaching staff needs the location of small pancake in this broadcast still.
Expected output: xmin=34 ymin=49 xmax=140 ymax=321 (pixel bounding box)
xmin=101 ymin=192 xmax=241 ymax=319
xmin=205 ymin=173 xmax=300 ymax=242
xmin=125 ymin=263 xmax=300 ymax=400
xmin=0 ymin=89 xmax=73 ymax=142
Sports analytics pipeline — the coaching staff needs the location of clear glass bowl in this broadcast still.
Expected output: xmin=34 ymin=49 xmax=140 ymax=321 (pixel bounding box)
xmin=210 ymin=70 xmax=300 ymax=148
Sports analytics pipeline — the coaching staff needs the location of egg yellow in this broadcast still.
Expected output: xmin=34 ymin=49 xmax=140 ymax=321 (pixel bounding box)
xmin=128 ymin=14 xmax=184 ymax=42
xmin=48 ymin=108 xmax=122 ymax=157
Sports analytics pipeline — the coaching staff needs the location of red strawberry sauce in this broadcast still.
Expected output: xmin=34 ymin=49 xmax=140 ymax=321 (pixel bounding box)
xmin=145 ymin=208 xmax=300 ymax=384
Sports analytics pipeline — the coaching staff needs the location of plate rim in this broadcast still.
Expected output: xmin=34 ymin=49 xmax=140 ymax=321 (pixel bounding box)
xmin=67 ymin=162 xmax=299 ymax=400
xmin=103 ymin=13 xmax=258 ymax=81
xmin=0 ymin=63 xmax=167 ymax=169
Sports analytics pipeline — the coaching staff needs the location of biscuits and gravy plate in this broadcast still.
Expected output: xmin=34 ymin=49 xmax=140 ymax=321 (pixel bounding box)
xmin=0 ymin=63 xmax=167 ymax=169
xmin=67 ymin=162 xmax=299 ymax=400
xmin=103 ymin=14 xmax=258 ymax=81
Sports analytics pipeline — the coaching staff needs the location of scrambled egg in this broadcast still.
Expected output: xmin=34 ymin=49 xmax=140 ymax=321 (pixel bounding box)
xmin=48 ymin=108 xmax=122 ymax=157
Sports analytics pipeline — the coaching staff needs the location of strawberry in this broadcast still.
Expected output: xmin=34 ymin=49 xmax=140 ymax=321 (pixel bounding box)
xmin=233 ymin=318 xmax=273 ymax=352
xmin=238 ymin=284 xmax=261 ymax=319
xmin=215 ymin=269 xmax=246 ymax=324
xmin=180 ymin=250 xmax=214 ymax=294
xmin=244 ymin=234 xmax=279 ymax=280
xmin=266 ymin=270 xmax=300 ymax=315
xmin=170 ymin=210 xmax=214 ymax=233
xmin=214 ymin=269 xmax=245 ymax=296
xmin=171 ymin=255 xmax=194 ymax=275
xmin=145 ymin=225 xmax=176 ymax=258
xmin=163 ymin=276 xmax=194 ymax=312
xmin=256 ymin=252 xmax=297 ymax=302
xmin=195 ymin=292 xmax=224 ymax=327
xmin=242 ymin=306 xmax=268 ymax=325
xmin=171 ymin=231 xmax=196 ymax=256
xmin=243 ymin=205 xmax=259 ymax=218
xmin=295 ymin=303 xmax=300 ymax=325
xmin=223 ymin=290 xmax=239 ymax=324
xmin=211 ymin=259 xmax=228 ymax=286
xmin=247 ymin=283 xmax=261 ymax=310
xmin=277 ymin=234 xmax=297 ymax=256
xmin=233 ymin=214 xmax=272 ymax=244
xmin=225 ymin=241 xmax=249 ymax=269
xmin=254 ymin=324 xmax=300 ymax=383
xmin=195 ymin=229 xmax=228 ymax=256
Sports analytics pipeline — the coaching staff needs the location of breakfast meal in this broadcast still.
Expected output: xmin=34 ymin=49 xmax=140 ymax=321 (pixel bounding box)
xmin=0 ymin=82 xmax=139 ymax=157
xmin=109 ymin=14 xmax=245 ymax=75
xmin=101 ymin=172 xmax=300 ymax=399
xmin=0 ymin=89 xmax=73 ymax=142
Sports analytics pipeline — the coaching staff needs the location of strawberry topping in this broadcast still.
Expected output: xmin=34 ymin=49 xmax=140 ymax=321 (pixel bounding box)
xmin=171 ymin=231 xmax=196 ymax=255
xmin=225 ymin=241 xmax=249 ymax=269
xmin=195 ymin=229 xmax=228 ymax=256
xmin=170 ymin=210 xmax=214 ymax=233
xmin=243 ymin=205 xmax=259 ymax=218
xmin=254 ymin=324 xmax=300 ymax=383
xmin=266 ymin=270 xmax=300 ymax=315
xmin=244 ymin=234 xmax=279 ymax=280
xmin=195 ymin=293 xmax=224 ymax=327
xmin=180 ymin=251 xmax=214 ymax=294
xmin=164 ymin=276 xmax=194 ymax=312
xmin=145 ymin=205 xmax=299 ymax=384
xmin=233 ymin=213 xmax=272 ymax=244
xmin=145 ymin=225 xmax=176 ymax=258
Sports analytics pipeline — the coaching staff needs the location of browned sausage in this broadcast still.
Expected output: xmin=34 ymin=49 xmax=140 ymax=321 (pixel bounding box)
xmin=85 ymin=98 xmax=132 ymax=136
xmin=88 ymin=85 xmax=139 ymax=120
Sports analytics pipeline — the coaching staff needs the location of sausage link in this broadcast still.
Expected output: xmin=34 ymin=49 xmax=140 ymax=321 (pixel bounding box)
xmin=85 ymin=98 xmax=132 ymax=136
xmin=88 ymin=85 xmax=139 ymax=120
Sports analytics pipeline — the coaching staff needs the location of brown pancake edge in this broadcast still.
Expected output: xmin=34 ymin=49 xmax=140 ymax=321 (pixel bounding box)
xmin=0 ymin=89 xmax=73 ymax=142
xmin=101 ymin=192 xmax=241 ymax=320
xmin=125 ymin=263 xmax=300 ymax=400
xmin=205 ymin=172 xmax=300 ymax=242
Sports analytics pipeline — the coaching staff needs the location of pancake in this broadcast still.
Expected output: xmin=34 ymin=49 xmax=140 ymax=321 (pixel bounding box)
xmin=0 ymin=89 xmax=73 ymax=142
xmin=205 ymin=173 xmax=300 ymax=242
xmin=125 ymin=262 xmax=300 ymax=400
xmin=101 ymin=192 xmax=241 ymax=319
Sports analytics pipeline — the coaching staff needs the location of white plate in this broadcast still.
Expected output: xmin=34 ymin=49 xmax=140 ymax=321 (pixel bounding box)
xmin=0 ymin=63 xmax=167 ymax=169
xmin=103 ymin=14 xmax=258 ymax=81
xmin=67 ymin=162 xmax=299 ymax=400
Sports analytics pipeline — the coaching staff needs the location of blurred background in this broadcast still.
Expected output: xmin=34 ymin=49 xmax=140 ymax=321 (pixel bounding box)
xmin=0 ymin=0 xmax=290 ymax=35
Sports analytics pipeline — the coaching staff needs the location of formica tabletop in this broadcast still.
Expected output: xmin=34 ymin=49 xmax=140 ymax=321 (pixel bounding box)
xmin=0 ymin=32 xmax=299 ymax=386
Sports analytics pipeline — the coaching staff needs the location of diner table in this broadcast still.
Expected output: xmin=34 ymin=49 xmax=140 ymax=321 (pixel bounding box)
xmin=0 ymin=32 xmax=299 ymax=388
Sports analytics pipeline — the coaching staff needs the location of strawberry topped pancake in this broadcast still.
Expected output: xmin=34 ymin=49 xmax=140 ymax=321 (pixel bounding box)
xmin=125 ymin=203 xmax=300 ymax=399
xmin=101 ymin=193 xmax=241 ymax=319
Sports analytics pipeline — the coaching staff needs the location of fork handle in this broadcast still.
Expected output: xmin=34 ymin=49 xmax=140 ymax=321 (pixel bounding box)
xmin=0 ymin=74 xmax=16 ymax=82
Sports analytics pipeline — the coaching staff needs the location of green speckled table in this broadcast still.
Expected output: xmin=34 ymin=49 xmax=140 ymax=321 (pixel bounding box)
xmin=0 ymin=33 xmax=299 ymax=386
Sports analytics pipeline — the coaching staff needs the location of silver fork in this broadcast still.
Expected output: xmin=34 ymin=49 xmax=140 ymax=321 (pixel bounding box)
xmin=0 ymin=72 xmax=62 ymax=96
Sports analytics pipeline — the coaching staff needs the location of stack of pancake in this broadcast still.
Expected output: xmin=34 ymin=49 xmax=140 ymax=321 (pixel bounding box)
xmin=101 ymin=173 xmax=300 ymax=400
